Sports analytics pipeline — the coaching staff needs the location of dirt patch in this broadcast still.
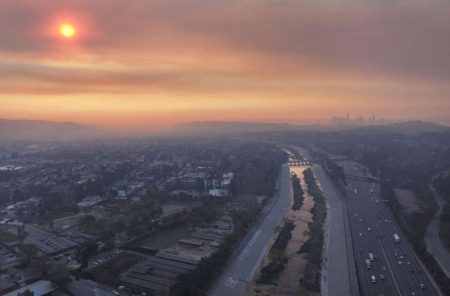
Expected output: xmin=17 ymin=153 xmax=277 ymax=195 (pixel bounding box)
xmin=394 ymin=188 xmax=422 ymax=214
xmin=134 ymin=223 xmax=192 ymax=250
xmin=161 ymin=202 xmax=202 ymax=218
xmin=247 ymin=166 xmax=316 ymax=296
xmin=167 ymin=242 xmax=215 ymax=259
xmin=0 ymin=229 xmax=19 ymax=244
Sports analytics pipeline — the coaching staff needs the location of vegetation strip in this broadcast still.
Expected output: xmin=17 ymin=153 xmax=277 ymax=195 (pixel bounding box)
xmin=257 ymin=222 xmax=295 ymax=285
xmin=291 ymin=173 xmax=305 ymax=210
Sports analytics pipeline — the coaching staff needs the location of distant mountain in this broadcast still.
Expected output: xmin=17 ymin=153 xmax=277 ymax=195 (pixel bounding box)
xmin=172 ymin=121 xmax=310 ymax=135
xmin=0 ymin=119 xmax=92 ymax=140
xmin=173 ymin=120 xmax=450 ymax=136
xmin=353 ymin=120 xmax=450 ymax=135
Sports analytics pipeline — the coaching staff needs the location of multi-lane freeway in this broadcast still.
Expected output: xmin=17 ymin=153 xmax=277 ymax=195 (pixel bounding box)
xmin=341 ymin=160 xmax=441 ymax=296
xmin=207 ymin=146 xmax=442 ymax=296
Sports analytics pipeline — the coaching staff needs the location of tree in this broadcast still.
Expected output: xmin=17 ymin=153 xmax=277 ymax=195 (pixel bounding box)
xmin=48 ymin=264 xmax=72 ymax=288
xmin=78 ymin=241 xmax=98 ymax=269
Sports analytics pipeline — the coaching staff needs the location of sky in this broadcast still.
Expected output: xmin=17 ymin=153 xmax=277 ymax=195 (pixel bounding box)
xmin=0 ymin=0 xmax=449 ymax=129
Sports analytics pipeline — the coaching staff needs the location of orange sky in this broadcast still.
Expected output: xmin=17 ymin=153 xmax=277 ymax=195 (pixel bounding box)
xmin=0 ymin=0 xmax=449 ymax=129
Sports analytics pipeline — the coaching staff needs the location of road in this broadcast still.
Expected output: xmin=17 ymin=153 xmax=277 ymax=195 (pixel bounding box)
xmin=312 ymin=163 xmax=359 ymax=296
xmin=294 ymin=145 xmax=358 ymax=296
xmin=340 ymin=160 xmax=441 ymax=296
xmin=84 ymin=249 xmax=123 ymax=271
xmin=425 ymin=179 xmax=450 ymax=277
xmin=208 ymin=164 xmax=292 ymax=296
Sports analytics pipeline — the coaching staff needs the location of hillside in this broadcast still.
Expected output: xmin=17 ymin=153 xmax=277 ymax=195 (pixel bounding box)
xmin=0 ymin=119 xmax=91 ymax=140
xmin=353 ymin=120 xmax=450 ymax=135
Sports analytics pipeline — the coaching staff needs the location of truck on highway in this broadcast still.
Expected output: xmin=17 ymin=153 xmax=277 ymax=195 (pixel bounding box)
xmin=369 ymin=253 xmax=375 ymax=261
xmin=394 ymin=233 xmax=400 ymax=243
xmin=371 ymin=275 xmax=376 ymax=283
xmin=365 ymin=259 xmax=371 ymax=269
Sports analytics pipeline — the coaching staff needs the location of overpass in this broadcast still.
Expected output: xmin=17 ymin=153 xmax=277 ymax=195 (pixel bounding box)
xmin=287 ymin=160 xmax=311 ymax=167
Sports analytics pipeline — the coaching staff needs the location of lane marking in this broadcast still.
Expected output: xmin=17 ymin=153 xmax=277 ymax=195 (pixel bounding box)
xmin=239 ymin=230 xmax=262 ymax=261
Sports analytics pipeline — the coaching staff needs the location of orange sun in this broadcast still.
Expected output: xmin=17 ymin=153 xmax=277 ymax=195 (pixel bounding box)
xmin=59 ymin=23 xmax=76 ymax=38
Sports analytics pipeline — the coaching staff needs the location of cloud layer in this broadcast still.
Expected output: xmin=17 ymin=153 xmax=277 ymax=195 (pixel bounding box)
xmin=0 ymin=0 xmax=449 ymax=127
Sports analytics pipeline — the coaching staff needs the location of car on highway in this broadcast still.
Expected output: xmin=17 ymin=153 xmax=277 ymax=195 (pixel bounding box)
xmin=365 ymin=259 xmax=371 ymax=269
xmin=371 ymin=275 xmax=376 ymax=283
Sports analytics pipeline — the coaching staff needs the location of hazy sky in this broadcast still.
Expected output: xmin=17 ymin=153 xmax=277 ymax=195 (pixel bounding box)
xmin=1 ymin=0 xmax=449 ymax=129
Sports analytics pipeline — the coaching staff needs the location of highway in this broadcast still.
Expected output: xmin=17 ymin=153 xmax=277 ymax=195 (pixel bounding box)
xmin=295 ymin=145 xmax=358 ymax=296
xmin=208 ymin=164 xmax=292 ymax=296
xmin=312 ymin=163 xmax=358 ymax=296
xmin=340 ymin=160 xmax=441 ymax=296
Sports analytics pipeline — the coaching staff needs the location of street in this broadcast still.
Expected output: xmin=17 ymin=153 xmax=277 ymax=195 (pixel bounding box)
xmin=312 ymin=163 xmax=358 ymax=296
xmin=208 ymin=164 xmax=292 ymax=296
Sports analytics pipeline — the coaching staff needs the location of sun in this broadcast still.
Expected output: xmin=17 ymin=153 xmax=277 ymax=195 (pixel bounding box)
xmin=59 ymin=23 xmax=76 ymax=38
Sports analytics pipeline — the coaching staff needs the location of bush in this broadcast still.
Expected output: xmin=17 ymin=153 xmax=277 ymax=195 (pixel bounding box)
xmin=292 ymin=174 xmax=304 ymax=210
xmin=257 ymin=222 xmax=295 ymax=285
